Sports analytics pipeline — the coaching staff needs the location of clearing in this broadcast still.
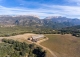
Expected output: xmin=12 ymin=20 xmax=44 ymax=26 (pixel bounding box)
xmin=0 ymin=33 xmax=57 ymax=57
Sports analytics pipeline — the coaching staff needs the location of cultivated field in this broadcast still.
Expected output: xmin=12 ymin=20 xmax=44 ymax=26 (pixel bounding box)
xmin=41 ymin=34 xmax=80 ymax=57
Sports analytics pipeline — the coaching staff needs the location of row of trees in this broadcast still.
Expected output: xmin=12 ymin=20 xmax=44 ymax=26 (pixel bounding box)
xmin=0 ymin=31 xmax=32 ymax=37
xmin=2 ymin=39 xmax=46 ymax=57
xmin=59 ymin=29 xmax=80 ymax=37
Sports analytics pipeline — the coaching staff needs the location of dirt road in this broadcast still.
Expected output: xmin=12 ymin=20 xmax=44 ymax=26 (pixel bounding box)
xmin=0 ymin=33 xmax=57 ymax=57
xmin=28 ymin=38 xmax=57 ymax=57
xmin=35 ymin=42 xmax=58 ymax=57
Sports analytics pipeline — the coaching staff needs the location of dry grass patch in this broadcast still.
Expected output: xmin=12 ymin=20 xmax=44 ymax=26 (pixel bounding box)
xmin=0 ymin=33 xmax=36 ymax=43
xmin=41 ymin=34 xmax=80 ymax=57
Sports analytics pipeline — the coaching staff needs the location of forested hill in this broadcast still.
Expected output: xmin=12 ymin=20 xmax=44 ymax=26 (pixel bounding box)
xmin=0 ymin=15 xmax=80 ymax=29
xmin=61 ymin=25 xmax=80 ymax=30
xmin=60 ymin=25 xmax=80 ymax=37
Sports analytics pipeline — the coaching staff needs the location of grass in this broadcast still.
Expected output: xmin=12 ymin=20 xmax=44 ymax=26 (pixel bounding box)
xmin=0 ymin=26 xmax=33 ymax=37
xmin=41 ymin=34 xmax=80 ymax=57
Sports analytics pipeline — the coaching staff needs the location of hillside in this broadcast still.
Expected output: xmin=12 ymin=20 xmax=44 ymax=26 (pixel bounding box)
xmin=59 ymin=25 xmax=80 ymax=37
xmin=44 ymin=16 xmax=80 ymax=25
xmin=62 ymin=25 xmax=80 ymax=30
xmin=0 ymin=15 xmax=80 ymax=29
xmin=60 ymin=25 xmax=80 ymax=34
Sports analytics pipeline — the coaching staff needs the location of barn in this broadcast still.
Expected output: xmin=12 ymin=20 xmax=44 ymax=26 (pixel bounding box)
xmin=28 ymin=35 xmax=45 ymax=42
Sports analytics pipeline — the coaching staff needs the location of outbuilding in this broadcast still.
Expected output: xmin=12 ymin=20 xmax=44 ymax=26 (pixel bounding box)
xmin=28 ymin=34 xmax=45 ymax=42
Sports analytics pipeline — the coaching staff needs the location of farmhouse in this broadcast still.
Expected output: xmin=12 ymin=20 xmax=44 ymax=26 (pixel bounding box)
xmin=28 ymin=35 xmax=45 ymax=42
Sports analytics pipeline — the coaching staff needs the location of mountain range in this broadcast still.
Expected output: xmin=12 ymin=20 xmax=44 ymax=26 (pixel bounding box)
xmin=0 ymin=15 xmax=80 ymax=29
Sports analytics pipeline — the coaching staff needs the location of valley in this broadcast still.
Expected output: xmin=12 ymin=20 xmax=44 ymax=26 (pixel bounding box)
xmin=0 ymin=0 xmax=80 ymax=57
xmin=0 ymin=15 xmax=80 ymax=57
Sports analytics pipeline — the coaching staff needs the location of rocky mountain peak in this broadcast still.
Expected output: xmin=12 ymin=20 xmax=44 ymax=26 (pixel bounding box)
xmin=44 ymin=16 xmax=62 ymax=19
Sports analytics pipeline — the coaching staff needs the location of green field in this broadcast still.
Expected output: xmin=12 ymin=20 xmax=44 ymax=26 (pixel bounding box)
xmin=0 ymin=26 xmax=58 ymax=37
xmin=0 ymin=26 xmax=32 ymax=37
xmin=41 ymin=34 xmax=80 ymax=57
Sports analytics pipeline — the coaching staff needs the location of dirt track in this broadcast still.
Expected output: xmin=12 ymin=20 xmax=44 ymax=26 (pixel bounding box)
xmin=35 ymin=39 xmax=57 ymax=57
xmin=28 ymin=37 xmax=57 ymax=57
xmin=0 ymin=33 xmax=36 ymax=43
xmin=36 ymin=43 xmax=57 ymax=57
xmin=0 ymin=33 xmax=57 ymax=57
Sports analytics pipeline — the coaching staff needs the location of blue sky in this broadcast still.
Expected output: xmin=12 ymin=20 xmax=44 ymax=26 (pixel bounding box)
xmin=0 ymin=0 xmax=80 ymax=18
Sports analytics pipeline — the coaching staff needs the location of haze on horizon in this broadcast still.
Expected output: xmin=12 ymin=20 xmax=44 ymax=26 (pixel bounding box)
xmin=0 ymin=0 xmax=80 ymax=19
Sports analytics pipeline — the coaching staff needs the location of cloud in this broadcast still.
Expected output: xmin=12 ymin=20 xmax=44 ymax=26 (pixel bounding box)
xmin=69 ymin=0 xmax=80 ymax=3
xmin=0 ymin=4 xmax=80 ymax=19
xmin=65 ymin=0 xmax=80 ymax=6
xmin=17 ymin=0 xmax=41 ymax=7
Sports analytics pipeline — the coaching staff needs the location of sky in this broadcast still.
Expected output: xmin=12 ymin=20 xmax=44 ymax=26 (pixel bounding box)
xmin=0 ymin=0 xmax=80 ymax=18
